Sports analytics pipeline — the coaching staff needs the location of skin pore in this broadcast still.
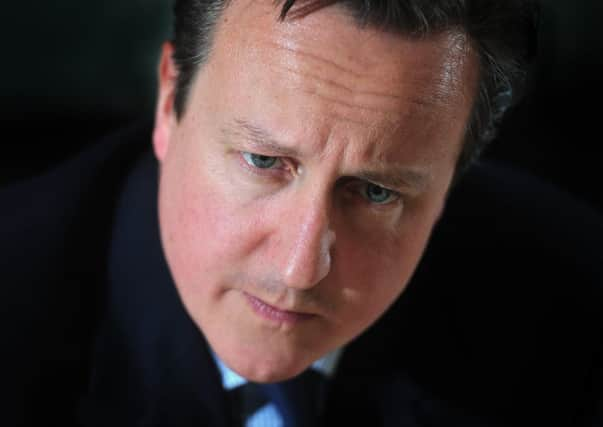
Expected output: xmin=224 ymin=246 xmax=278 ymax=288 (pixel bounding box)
xmin=153 ymin=0 xmax=478 ymax=382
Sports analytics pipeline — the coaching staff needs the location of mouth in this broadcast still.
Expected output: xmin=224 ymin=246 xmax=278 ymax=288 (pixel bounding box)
xmin=243 ymin=292 xmax=317 ymax=325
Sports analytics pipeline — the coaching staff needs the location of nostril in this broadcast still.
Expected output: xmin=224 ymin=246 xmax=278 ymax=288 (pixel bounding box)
xmin=326 ymin=229 xmax=336 ymax=248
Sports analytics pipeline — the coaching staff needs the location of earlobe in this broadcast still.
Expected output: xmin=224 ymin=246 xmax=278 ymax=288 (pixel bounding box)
xmin=153 ymin=42 xmax=178 ymax=162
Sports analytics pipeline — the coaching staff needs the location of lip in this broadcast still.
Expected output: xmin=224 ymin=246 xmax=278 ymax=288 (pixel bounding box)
xmin=243 ymin=292 xmax=316 ymax=325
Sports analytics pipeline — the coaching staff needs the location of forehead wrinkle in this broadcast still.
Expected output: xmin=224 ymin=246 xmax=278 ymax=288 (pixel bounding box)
xmin=301 ymin=86 xmax=399 ymax=117
xmin=268 ymin=43 xmax=447 ymax=112
xmin=303 ymin=85 xmax=439 ymax=134
xmin=268 ymin=53 xmax=461 ymax=118
xmin=278 ymin=62 xmax=403 ymax=103
xmin=323 ymin=111 xmax=372 ymax=127
xmin=266 ymin=39 xmax=365 ymax=80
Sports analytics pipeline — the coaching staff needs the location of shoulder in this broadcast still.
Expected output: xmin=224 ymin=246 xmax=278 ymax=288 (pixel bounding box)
xmin=433 ymin=160 xmax=603 ymax=291
xmin=347 ymin=161 xmax=603 ymax=426
xmin=0 ymin=119 xmax=154 ymax=425
xmin=1 ymin=119 xmax=153 ymax=286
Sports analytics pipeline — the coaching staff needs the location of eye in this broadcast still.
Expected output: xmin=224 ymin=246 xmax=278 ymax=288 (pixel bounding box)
xmin=364 ymin=182 xmax=399 ymax=204
xmin=242 ymin=152 xmax=282 ymax=169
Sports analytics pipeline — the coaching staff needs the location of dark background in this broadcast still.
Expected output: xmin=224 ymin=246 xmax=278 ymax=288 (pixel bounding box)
xmin=0 ymin=0 xmax=171 ymax=184
xmin=487 ymin=0 xmax=603 ymax=215
xmin=1 ymin=0 xmax=602 ymax=214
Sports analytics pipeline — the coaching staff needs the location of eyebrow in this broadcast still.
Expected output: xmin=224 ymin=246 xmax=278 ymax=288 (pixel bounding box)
xmin=221 ymin=119 xmax=301 ymax=157
xmin=222 ymin=118 xmax=431 ymax=191
xmin=353 ymin=169 xmax=430 ymax=192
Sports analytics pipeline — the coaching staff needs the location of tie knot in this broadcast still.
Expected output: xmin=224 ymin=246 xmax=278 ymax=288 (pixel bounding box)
xmin=261 ymin=369 xmax=328 ymax=426
xmin=228 ymin=370 xmax=328 ymax=427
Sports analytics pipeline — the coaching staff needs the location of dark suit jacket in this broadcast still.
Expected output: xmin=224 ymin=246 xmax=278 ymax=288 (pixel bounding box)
xmin=2 ymin=121 xmax=602 ymax=426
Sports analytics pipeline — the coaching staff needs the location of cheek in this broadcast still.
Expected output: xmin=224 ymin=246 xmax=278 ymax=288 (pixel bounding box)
xmin=331 ymin=210 xmax=436 ymax=331
xmin=158 ymin=144 xmax=254 ymax=292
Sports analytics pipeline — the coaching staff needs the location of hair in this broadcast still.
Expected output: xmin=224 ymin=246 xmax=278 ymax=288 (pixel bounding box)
xmin=171 ymin=0 xmax=539 ymax=176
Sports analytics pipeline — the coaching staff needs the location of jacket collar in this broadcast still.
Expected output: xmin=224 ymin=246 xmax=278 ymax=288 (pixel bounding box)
xmin=82 ymin=149 xmax=229 ymax=427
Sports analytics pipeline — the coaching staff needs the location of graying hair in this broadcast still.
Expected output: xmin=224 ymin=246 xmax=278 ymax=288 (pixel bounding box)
xmin=171 ymin=0 xmax=538 ymax=175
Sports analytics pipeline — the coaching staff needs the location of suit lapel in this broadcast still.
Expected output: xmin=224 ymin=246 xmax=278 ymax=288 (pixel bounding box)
xmin=322 ymin=305 xmax=398 ymax=427
xmin=323 ymin=287 xmax=503 ymax=427
xmin=80 ymin=150 xmax=230 ymax=427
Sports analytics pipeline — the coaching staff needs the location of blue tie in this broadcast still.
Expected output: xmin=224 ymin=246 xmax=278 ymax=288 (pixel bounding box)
xmin=229 ymin=370 xmax=327 ymax=427
xmin=260 ymin=370 xmax=327 ymax=427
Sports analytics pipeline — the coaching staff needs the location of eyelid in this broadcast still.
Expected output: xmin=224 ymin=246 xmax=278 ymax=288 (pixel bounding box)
xmin=239 ymin=151 xmax=294 ymax=178
xmin=242 ymin=151 xmax=283 ymax=167
xmin=365 ymin=182 xmax=401 ymax=204
xmin=359 ymin=179 xmax=401 ymax=198
xmin=367 ymin=180 xmax=399 ymax=194
xmin=342 ymin=178 xmax=402 ymax=206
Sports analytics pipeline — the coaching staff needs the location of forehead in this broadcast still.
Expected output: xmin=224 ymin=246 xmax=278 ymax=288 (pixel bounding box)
xmin=210 ymin=0 xmax=477 ymax=105
xmin=193 ymin=0 xmax=478 ymax=176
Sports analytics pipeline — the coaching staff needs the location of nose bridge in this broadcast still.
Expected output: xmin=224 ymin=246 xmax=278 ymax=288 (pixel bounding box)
xmin=281 ymin=187 xmax=335 ymax=289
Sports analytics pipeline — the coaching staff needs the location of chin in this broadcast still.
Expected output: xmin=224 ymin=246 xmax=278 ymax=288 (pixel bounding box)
xmin=221 ymin=348 xmax=313 ymax=383
xmin=240 ymin=363 xmax=308 ymax=384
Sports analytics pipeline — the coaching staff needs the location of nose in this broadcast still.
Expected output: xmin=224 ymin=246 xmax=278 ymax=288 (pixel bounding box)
xmin=279 ymin=195 xmax=336 ymax=290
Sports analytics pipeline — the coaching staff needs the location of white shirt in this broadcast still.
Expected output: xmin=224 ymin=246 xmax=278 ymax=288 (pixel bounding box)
xmin=213 ymin=350 xmax=343 ymax=427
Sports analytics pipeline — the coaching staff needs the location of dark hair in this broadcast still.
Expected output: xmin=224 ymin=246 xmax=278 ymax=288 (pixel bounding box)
xmin=171 ymin=0 xmax=539 ymax=175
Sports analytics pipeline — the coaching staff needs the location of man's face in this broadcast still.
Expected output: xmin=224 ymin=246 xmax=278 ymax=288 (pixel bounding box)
xmin=153 ymin=0 xmax=477 ymax=382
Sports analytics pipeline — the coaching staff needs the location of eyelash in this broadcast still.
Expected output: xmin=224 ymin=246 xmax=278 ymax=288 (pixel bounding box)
xmin=239 ymin=151 xmax=401 ymax=206
xmin=343 ymin=180 xmax=401 ymax=206
xmin=239 ymin=152 xmax=290 ymax=177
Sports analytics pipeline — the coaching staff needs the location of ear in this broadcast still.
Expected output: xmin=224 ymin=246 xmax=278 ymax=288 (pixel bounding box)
xmin=153 ymin=42 xmax=178 ymax=162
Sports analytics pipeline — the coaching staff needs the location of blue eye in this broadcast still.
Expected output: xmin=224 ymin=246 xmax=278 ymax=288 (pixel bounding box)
xmin=365 ymin=183 xmax=397 ymax=204
xmin=242 ymin=152 xmax=280 ymax=169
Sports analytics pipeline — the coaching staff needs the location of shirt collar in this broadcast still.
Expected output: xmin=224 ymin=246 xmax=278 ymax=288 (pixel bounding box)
xmin=213 ymin=349 xmax=344 ymax=391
